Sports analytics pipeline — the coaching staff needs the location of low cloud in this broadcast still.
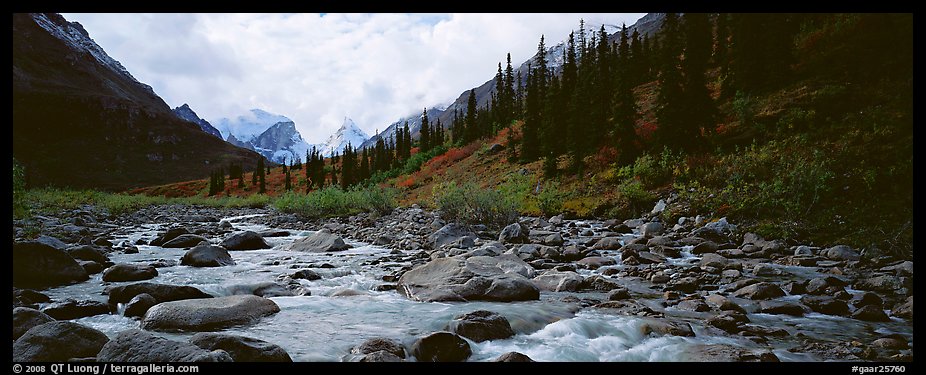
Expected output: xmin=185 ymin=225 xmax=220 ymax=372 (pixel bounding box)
xmin=63 ymin=13 xmax=645 ymax=143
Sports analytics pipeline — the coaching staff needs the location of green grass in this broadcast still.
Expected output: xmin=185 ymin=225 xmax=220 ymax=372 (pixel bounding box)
xmin=17 ymin=188 xmax=272 ymax=218
xmin=273 ymin=185 xmax=397 ymax=218
xmin=431 ymin=181 xmax=520 ymax=230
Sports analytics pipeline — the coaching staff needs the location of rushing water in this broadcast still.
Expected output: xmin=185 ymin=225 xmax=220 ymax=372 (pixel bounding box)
xmin=39 ymin=215 xmax=913 ymax=362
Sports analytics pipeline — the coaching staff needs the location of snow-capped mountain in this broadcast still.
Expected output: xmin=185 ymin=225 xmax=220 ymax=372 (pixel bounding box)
xmin=172 ymin=103 xmax=222 ymax=139
xmin=320 ymin=117 xmax=369 ymax=156
xmin=213 ymin=109 xmax=311 ymax=164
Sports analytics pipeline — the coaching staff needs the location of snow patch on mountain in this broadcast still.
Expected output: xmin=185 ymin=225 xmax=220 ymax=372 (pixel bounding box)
xmin=320 ymin=117 xmax=369 ymax=156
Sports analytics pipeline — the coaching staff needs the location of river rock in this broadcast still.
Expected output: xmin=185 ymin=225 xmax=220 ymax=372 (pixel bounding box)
xmin=80 ymin=260 xmax=105 ymax=275
xmin=692 ymin=241 xmax=719 ymax=255
xmin=13 ymin=307 xmax=55 ymax=340
xmin=221 ymin=231 xmax=271 ymax=250
xmin=853 ymin=275 xmax=901 ymax=293
xmin=190 ymin=333 xmax=292 ymax=362
xmin=67 ymin=245 xmax=112 ymax=264
xmin=360 ymin=350 xmax=404 ymax=362
xmin=640 ymin=318 xmax=695 ymax=337
xmin=593 ymin=237 xmax=624 ymax=250
xmin=13 ymin=288 xmax=50 ymax=309
xmin=544 ymin=232 xmax=565 ymax=246
xmin=429 ymin=223 xmax=477 ymax=249
xmin=851 ymin=305 xmax=890 ymax=322
xmin=851 ymin=292 xmax=884 ymax=309
xmin=608 ymin=287 xmax=631 ymax=301
xmin=150 ymin=227 xmax=190 ymax=246
xmin=162 ymin=234 xmax=209 ymax=248
xmin=498 ymin=223 xmax=530 ymax=244
xmin=97 ymin=329 xmax=232 ymax=362
xmin=107 ymin=282 xmax=212 ymax=304
xmin=13 ymin=321 xmax=109 ymax=362
xmin=732 ymin=282 xmax=785 ymax=300
xmin=141 ymin=295 xmax=280 ymax=331
xmin=397 ymin=255 xmax=540 ymax=302
xmin=292 ymin=269 xmax=322 ymax=280
xmin=102 ymin=263 xmax=159 ymax=282
xmin=676 ymin=299 xmax=711 ymax=312
xmin=891 ymin=296 xmax=913 ymax=319
xmin=683 ymin=344 xmax=779 ymax=362
xmin=493 ymin=352 xmax=535 ymax=362
xmin=446 ymin=310 xmax=515 ymax=342
xmin=181 ymin=243 xmax=235 ymax=267
xmin=351 ymin=337 xmax=406 ymax=358
xmin=13 ymin=241 xmax=89 ymax=288
xmin=640 ymin=222 xmax=664 ymax=237
xmin=410 ymin=332 xmax=472 ymax=362
xmin=800 ymin=295 xmax=850 ymax=316
xmin=124 ymin=293 xmax=158 ymax=318
xmin=700 ymin=253 xmax=729 ymax=269
xmin=576 ymin=256 xmax=617 ymax=269
xmin=822 ymin=245 xmax=860 ymax=261
xmin=794 ymin=246 xmax=814 ymax=256
xmin=758 ymin=300 xmax=806 ymax=316
xmin=707 ymin=310 xmax=749 ymax=333
xmin=666 ymin=276 xmax=700 ymax=293
xmin=42 ymin=299 xmax=110 ymax=320
xmin=753 ymin=263 xmax=783 ymax=276
xmin=532 ymin=270 xmax=584 ymax=292
xmin=36 ymin=234 xmax=68 ymax=250
xmin=288 ymin=231 xmax=350 ymax=252
xmin=705 ymin=294 xmax=746 ymax=313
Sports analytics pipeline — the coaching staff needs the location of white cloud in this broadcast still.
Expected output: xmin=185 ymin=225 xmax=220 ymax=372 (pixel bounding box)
xmin=62 ymin=13 xmax=646 ymax=143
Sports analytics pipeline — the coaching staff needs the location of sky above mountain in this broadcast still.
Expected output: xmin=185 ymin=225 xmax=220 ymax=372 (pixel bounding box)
xmin=62 ymin=13 xmax=646 ymax=144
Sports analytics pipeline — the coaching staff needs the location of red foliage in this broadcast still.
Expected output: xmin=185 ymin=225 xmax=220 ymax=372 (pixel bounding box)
xmin=637 ymin=120 xmax=658 ymax=141
xmin=592 ymin=146 xmax=619 ymax=167
xmin=397 ymin=176 xmax=416 ymax=189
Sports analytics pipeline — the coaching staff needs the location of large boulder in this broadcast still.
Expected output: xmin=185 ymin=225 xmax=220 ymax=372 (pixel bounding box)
xmin=822 ymin=245 xmax=860 ymax=261
xmin=41 ymin=299 xmax=110 ymax=320
xmin=732 ymin=282 xmax=785 ymax=300
xmin=97 ymin=329 xmax=232 ymax=362
xmin=35 ymin=235 xmax=68 ymax=250
xmin=221 ymin=231 xmax=271 ymax=250
xmin=150 ymin=227 xmax=191 ymax=246
xmin=700 ymin=253 xmax=730 ymax=269
xmin=13 ymin=307 xmax=55 ymax=340
xmin=124 ymin=293 xmax=158 ymax=318
xmin=410 ymin=332 xmax=472 ymax=362
xmin=162 ymin=234 xmax=210 ymax=248
xmin=102 ymin=264 xmax=158 ymax=282
xmin=13 ymin=322 xmax=109 ymax=362
xmin=351 ymin=338 xmax=406 ymax=359
xmin=181 ymin=243 xmax=236 ymax=267
xmin=640 ymin=318 xmax=695 ymax=337
xmin=13 ymin=241 xmax=89 ymax=288
xmin=13 ymin=288 xmax=51 ymax=309
xmin=287 ymin=231 xmax=350 ymax=252
xmin=498 ymin=223 xmax=530 ymax=244
xmin=190 ymin=333 xmax=292 ymax=362
xmin=141 ymin=295 xmax=280 ymax=331
xmin=397 ymin=255 xmax=540 ymax=302
xmin=429 ymin=223 xmax=477 ymax=249
xmin=532 ymin=270 xmax=583 ymax=292
xmin=446 ymin=310 xmax=515 ymax=342
xmin=106 ymin=282 xmax=212 ymax=305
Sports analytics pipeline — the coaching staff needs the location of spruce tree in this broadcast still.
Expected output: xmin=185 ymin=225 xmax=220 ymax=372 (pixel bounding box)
xmin=614 ymin=23 xmax=640 ymax=165
xmin=680 ymin=13 xmax=716 ymax=149
xmin=654 ymin=13 xmax=686 ymax=151
xmin=465 ymin=89 xmax=477 ymax=144
xmin=503 ymin=53 xmax=516 ymax=124
xmin=257 ymin=157 xmax=266 ymax=194
xmin=420 ymin=108 xmax=430 ymax=152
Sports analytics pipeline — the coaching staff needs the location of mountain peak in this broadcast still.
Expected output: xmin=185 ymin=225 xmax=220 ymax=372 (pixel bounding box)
xmin=321 ymin=117 xmax=369 ymax=156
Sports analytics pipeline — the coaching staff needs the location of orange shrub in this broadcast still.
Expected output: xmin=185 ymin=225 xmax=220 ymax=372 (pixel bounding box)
xmin=397 ymin=176 xmax=416 ymax=189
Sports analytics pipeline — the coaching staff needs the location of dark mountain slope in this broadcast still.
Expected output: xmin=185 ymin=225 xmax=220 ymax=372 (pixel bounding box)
xmin=13 ymin=13 xmax=260 ymax=191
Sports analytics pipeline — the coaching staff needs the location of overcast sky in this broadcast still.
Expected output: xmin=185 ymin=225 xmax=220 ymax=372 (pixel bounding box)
xmin=63 ymin=13 xmax=646 ymax=143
